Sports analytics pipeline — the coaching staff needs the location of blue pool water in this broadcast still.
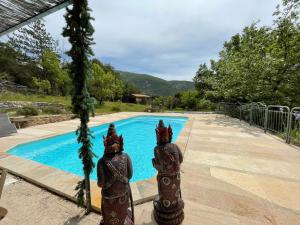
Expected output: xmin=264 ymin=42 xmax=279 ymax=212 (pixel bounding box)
xmin=8 ymin=116 xmax=188 ymax=182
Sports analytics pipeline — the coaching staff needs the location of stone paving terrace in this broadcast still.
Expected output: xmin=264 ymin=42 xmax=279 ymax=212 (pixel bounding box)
xmin=0 ymin=113 xmax=300 ymax=225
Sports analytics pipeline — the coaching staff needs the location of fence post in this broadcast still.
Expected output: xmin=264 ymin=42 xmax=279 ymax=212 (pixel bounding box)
xmin=285 ymin=107 xmax=291 ymax=143
xmin=287 ymin=107 xmax=300 ymax=144
xmin=264 ymin=107 xmax=268 ymax=133
xmin=250 ymin=103 xmax=253 ymax=126
xmin=239 ymin=106 xmax=242 ymax=121
xmin=287 ymin=111 xmax=292 ymax=144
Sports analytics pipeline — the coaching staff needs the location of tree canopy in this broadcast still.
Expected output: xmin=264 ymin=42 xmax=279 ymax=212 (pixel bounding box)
xmin=194 ymin=0 xmax=300 ymax=107
xmin=0 ymin=20 xmax=140 ymax=99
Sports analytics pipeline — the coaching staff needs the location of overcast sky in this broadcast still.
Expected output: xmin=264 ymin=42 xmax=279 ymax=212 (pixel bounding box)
xmin=10 ymin=0 xmax=283 ymax=80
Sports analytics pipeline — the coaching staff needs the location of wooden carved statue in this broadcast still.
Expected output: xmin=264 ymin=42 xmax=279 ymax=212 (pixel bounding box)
xmin=97 ymin=124 xmax=134 ymax=225
xmin=152 ymin=120 xmax=184 ymax=225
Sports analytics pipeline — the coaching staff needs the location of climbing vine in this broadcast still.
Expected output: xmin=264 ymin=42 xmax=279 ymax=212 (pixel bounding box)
xmin=62 ymin=0 xmax=95 ymax=213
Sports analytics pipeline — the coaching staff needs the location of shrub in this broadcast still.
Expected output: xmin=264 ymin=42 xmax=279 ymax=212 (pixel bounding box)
xmin=16 ymin=106 xmax=39 ymax=116
xmin=42 ymin=106 xmax=64 ymax=115
xmin=144 ymin=106 xmax=160 ymax=112
xmin=111 ymin=105 xmax=121 ymax=112
xmin=196 ymin=99 xmax=216 ymax=111
xmin=179 ymin=91 xmax=198 ymax=110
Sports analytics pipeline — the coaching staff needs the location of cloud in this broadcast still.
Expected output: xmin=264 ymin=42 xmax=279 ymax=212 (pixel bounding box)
xmin=6 ymin=0 xmax=282 ymax=80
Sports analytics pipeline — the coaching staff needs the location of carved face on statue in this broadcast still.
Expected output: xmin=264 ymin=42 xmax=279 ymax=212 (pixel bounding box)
xmin=156 ymin=120 xmax=173 ymax=145
xmin=103 ymin=124 xmax=124 ymax=155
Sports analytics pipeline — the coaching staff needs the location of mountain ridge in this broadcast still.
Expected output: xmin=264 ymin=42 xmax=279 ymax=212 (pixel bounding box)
xmin=118 ymin=71 xmax=194 ymax=96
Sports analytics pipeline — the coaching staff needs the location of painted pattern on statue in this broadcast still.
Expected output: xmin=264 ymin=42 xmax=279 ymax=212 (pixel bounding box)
xmin=97 ymin=124 xmax=134 ymax=225
xmin=152 ymin=120 xmax=184 ymax=225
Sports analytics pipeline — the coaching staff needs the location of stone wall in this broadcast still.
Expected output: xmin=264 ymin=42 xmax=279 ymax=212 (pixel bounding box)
xmin=0 ymin=101 xmax=65 ymax=109
xmin=10 ymin=114 xmax=75 ymax=129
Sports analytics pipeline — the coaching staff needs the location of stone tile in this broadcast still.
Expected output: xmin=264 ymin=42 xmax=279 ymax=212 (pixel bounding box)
xmin=255 ymin=175 xmax=300 ymax=211
xmin=1 ymin=113 xmax=300 ymax=225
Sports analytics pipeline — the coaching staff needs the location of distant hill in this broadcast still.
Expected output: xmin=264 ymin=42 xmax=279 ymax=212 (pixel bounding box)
xmin=118 ymin=71 xmax=194 ymax=96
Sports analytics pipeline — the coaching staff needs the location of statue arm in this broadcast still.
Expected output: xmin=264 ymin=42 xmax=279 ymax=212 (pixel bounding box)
xmin=127 ymin=154 xmax=133 ymax=180
xmin=97 ymin=158 xmax=105 ymax=187
xmin=152 ymin=147 xmax=159 ymax=169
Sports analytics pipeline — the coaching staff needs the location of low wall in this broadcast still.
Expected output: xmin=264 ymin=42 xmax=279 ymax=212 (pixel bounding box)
xmin=10 ymin=114 xmax=75 ymax=129
xmin=0 ymin=101 xmax=65 ymax=109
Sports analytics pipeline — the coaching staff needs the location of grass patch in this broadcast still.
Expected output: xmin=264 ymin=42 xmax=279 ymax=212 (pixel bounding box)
xmin=0 ymin=91 xmax=71 ymax=106
xmin=16 ymin=106 xmax=39 ymax=117
xmin=95 ymin=101 xmax=148 ymax=114
xmin=0 ymin=91 xmax=149 ymax=115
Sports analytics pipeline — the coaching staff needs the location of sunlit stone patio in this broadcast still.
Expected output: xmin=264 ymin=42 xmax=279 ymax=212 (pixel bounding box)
xmin=0 ymin=113 xmax=299 ymax=225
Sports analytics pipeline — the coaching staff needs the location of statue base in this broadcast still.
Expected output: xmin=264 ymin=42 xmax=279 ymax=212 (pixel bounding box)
xmin=153 ymin=197 xmax=184 ymax=225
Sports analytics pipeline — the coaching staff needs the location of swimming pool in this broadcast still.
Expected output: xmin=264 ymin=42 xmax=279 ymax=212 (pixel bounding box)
xmin=8 ymin=116 xmax=188 ymax=182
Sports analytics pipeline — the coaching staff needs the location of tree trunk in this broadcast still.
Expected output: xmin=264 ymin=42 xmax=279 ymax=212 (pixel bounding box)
xmin=84 ymin=171 xmax=92 ymax=213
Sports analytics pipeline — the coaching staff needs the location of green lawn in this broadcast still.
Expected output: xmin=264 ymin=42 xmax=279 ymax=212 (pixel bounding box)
xmin=0 ymin=92 xmax=72 ymax=106
xmin=95 ymin=101 xmax=148 ymax=114
xmin=0 ymin=92 xmax=148 ymax=115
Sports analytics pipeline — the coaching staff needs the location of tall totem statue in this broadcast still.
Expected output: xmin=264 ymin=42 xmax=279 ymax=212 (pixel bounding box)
xmin=97 ymin=124 xmax=134 ymax=225
xmin=152 ymin=120 xmax=184 ymax=225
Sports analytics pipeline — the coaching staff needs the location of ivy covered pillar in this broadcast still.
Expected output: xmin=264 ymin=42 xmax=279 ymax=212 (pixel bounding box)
xmin=63 ymin=0 xmax=95 ymax=213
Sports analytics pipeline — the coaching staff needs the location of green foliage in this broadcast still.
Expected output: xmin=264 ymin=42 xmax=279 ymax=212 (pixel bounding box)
xmin=151 ymin=96 xmax=175 ymax=110
xmin=193 ymin=63 xmax=213 ymax=98
xmin=165 ymin=96 xmax=175 ymax=110
xmin=74 ymin=180 xmax=85 ymax=207
xmin=194 ymin=0 xmax=300 ymax=107
xmin=0 ymin=20 xmax=71 ymax=97
xmin=111 ymin=101 xmax=121 ymax=112
xmin=16 ymin=106 xmax=39 ymax=117
xmin=0 ymin=42 xmax=42 ymax=87
xmin=32 ymin=77 xmax=51 ymax=94
xmin=0 ymin=72 xmax=9 ymax=81
xmin=122 ymin=82 xmax=141 ymax=102
xmin=88 ymin=61 xmax=124 ymax=103
xmin=63 ymin=0 xmax=95 ymax=212
xmin=7 ymin=19 xmax=57 ymax=60
xmin=95 ymin=101 xmax=148 ymax=114
xmin=42 ymin=106 xmax=64 ymax=115
xmin=196 ymin=99 xmax=216 ymax=111
xmin=179 ymin=91 xmax=199 ymax=110
xmin=0 ymin=91 xmax=147 ymax=116
xmin=119 ymin=71 xmax=194 ymax=96
xmin=0 ymin=91 xmax=71 ymax=106
xmin=40 ymin=50 xmax=71 ymax=95
xmin=152 ymin=96 xmax=165 ymax=108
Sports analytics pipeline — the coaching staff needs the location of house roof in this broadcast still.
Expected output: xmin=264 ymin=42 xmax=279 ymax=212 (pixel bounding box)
xmin=0 ymin=0 xmax=71 ymax=36
xmin=132 ymin=94 xmax=151 ymax=98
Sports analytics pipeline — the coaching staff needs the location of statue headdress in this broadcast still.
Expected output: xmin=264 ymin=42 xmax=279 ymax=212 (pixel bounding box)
xmin=155 ymin=120 xmax=173 ymax=145
xmin=103 ymin=124 xmax=124 ymax=155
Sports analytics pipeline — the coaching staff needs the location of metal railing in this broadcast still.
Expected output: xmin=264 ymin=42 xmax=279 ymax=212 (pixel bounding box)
xmin=287 ymin=107 xmax=300 ymax=146
xmin=217 ymin=102 xmax=300 ymax=146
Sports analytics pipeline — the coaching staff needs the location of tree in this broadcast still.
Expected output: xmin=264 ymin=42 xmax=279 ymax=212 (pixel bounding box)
xmin=0 ymin=72 xmax=9 ymax=81
xmin=8 ymin=19 xmax=57 ymax=60
xmin=32 ymin=77 xmax=51 ymax=94
xmin=40 ymin=50 xmax=71 ymax=95
xmin=193 ymin=63 xmax=213 ymax=98
xmin=272 ymin=0 xmax=300 ymax=106
xmin=0 ymin=42 xmax=41 ymax=87
xmin=122 ymin=82 xmax=141 ymax=102
xmin=88 ymin=60 xmax=125 ymax=103
xmin=193 ymin=0 xmax=300 ymax=107
xmin=179 ymin=91 xmax=198 ymax=110
xmin=63 ymin=0 xmax=95 ymax=213
xmin=165 ymin=96 xmax=175 ymax=110
xmin=88 ymin=62 xmax=108 ymax=103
